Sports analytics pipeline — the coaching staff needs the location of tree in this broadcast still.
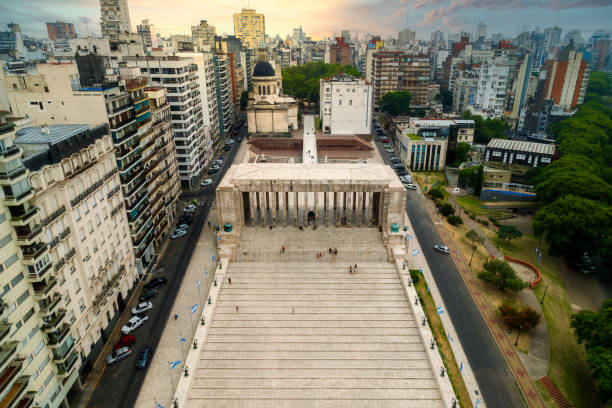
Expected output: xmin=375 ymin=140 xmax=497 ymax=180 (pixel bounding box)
xmin=446 ymin=215 xmax=463 ymax=226
xmin=239 ymin=90 xmax=249 ymax=111
xmin=535 ymin=171 xmax=612 ymax=205
xmin=571 ymin=299 xmax=612 ymax=403
xmin=454 ymin=142 xmax=471 ymax=166
xmin=458 ymin=165 xmax=484 ymax=195
xmin=496 ymin=225 xmax=523 ymax=247
xmin=499 ymin=304 xmax=541 ymax=329
xmin=466 ymin=229 xmax=485 ymax=265
xmin=462 ymin=111 xmax=510 ymax=144
xmin=440 ymin=90 xmax=453 ymax=108
xmin=282 ymin=62 xmax=361 ymax=104
xmin=478 ymin=259 xmax=527 ymax=292
xmin=380 ymin=91 xmax=412 ymax=116
xmin=440 ymin=203 xmax=455 ymax=216
xmin=533 ymin=195 xmax=612 ymax=261
xmin=427 ymin=187 xmax=444 ymax=200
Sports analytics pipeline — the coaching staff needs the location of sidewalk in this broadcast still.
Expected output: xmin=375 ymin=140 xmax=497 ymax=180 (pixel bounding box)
xmin=133 ymin=203 xmax=220 ymax=408
xmin=420 ymin=189 xmax=546 ymax=407
xmin=447 ymin=193 xmax=550 ymax=380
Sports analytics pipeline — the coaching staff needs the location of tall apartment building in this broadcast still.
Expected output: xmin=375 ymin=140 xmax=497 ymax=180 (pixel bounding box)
xmin=473 ymin=61 xmax=510 ymax=116
xmin=129 ymin=56 xmax=211 ymax=188
xmin=398 ymin=29 xmax=416 ymax=45
xmin=14 ymin=123 xmax=138 ymax=379
xmin=2 ymin=61 xmax=179 ymax=272
xmin=451 ymin=74 xmax=478 ymax=113
xmin=192 ymin=20 xmax=216 ymax=51
xmin=137 ymin=19 xmax=153 ymax=50
xmin=233 ymin=8 xmax=265 ymax=50
xmin=320 ymin=75 xmax=372 ymax=135
xmin=543 ymin=45 xmax=589 ymax=109
xmin=99 ymin=0 xmax=132 ymax=41
xmin=213 ymin=53 xmax=235 ymax=138
xmin=329 ymin=37 xmax=353 ymax=66
xmin=371 ymin=51 xmax=430 ymax=108
xmin=46 ymin=21 xmax=77 ymax=41
xmin=0 ymin=119 xmax=81 ymax=408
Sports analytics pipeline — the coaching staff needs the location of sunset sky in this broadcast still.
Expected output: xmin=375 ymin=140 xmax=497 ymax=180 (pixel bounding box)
xmin=2 ymin=0 xmax=611 ymax=41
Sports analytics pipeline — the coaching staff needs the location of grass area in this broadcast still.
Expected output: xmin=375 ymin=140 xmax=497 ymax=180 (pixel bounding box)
xmin=413 ymin=270 xmax=472 ymax=408
xmin=406 ymin=132 xmax=422 ymax=140
xmin=413 ymin=171 xmax=449 ymax=195
xmin=488 ymin=232 xmax=601 ymax=408
xmin=455 ymin=194 xmax=512 ymax=220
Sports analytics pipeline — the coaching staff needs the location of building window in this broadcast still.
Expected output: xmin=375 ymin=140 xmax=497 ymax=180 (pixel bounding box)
xmin=17 ymin=290 xmax=29 ymax=305
xmin=338 ymin=100 xmax=342 ymax=106
xmin=5 ymin=253 xmax=18 ymax=268
xmin=0 ymin=233 xmax=11 ymax=249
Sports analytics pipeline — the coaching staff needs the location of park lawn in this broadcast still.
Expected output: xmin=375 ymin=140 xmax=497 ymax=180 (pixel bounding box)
xmin=413 ymin=271 xmax=472 ymax=408
xmin=413 ymin=171 xmax=449 ymax=195
xmin=493 ymin=233 xmax=600 ymax=408
xmin=456 ymin=194 xmax=512 ymax=221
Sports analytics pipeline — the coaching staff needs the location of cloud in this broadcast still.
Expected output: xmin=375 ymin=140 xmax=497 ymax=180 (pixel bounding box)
xmin=417 ymin=0 xmax=612 ymax=26
xmin=412 ymin=0 xmax=445 ymax=8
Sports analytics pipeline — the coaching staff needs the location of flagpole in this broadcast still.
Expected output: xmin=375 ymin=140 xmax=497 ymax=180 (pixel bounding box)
xmin=167 ymin=361 xmax=175 ymax=402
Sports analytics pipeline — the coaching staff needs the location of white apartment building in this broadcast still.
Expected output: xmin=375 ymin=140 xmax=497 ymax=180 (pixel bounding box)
xmin=16 ymin=124 xmax=137 ymax=378
xmin=0 ymin=118 xmax=80 ymax=408
xmin=99 ymin=0 xmax=132 ymax=41
xmin=473 ymin=61 xmax=510 ymax=117
xmin=128 ymin=56 xmax=211 ymax=188
xmin=320 ymin=75 xmax=372 ymax=135
xmin=213 ymin=53 xmax=235 ymax=139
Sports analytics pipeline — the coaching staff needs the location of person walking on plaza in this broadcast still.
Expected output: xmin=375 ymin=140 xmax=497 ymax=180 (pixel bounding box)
xmin=354 ymin=264 xmax=358 ymax=273
xmin=236 ymin=305 xmax=239 ymax=313
xmin=228 ymin=277 xmax=232 ymax=285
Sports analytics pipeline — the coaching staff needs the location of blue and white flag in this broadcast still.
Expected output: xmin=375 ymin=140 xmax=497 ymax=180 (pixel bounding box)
xmin=157 ymin=404 xmax=165 ymax=408
xmin=211 ymin=251 xmax=215 ymax=262
xmin=537 ymin=253 xmax=542 ymax=263
xmin=169 ymin=360 xmax=181 ymax=370
xmin=205 ymin=266 xmax=208 ymax=277
xmin=179 ymin=334 xmax=186 ymax=342
xmin=437 ymin=306 xmax=444 ymax=315
xmin=412 ymin=249 xmax=420 ymax=256
xmin=459 ymin=362 xmax=463 ymax=372
xmin=196 ymin=280 xmax=201 ymax=293
xmin=191 ymin=303 xmax=199 ymax=314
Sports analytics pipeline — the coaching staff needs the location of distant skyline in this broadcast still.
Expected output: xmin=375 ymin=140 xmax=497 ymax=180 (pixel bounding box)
xmin=1 ymin=0 xmax=611 ymax=41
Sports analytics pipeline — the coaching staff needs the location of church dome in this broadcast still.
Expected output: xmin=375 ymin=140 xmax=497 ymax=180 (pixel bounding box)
xmin=253 ymin=61 xmax=275 ymax=77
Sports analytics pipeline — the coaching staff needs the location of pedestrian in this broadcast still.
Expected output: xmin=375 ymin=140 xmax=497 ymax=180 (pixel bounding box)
xmin=349 ymin=266 xmax=352 ymax=274
xmin=402 ymin=261 xmax=406 ymax=270
xmin=269 ymin=225 xmax=273 ymax=230
xmin=334 ymin=248 xmax=338 ymax=255
xmin=354 ymin=264 xmax=357 ymax=272
xmin=207 ymin=221 xmax=211 ymax=227
xmin=282 ymin=245 xmax=285 ymax=253
xmin=292 ymin=306 xmax=295 ymax=314
xmin=228 ymin=277 xmax=232 ymax=285
xmin=236 ymin=305 xmax=239 ymax=313
xmin=174 ymin=313 xmax=178 ymax=320
xmin=329 ymin=248 xmax=332 ymax=254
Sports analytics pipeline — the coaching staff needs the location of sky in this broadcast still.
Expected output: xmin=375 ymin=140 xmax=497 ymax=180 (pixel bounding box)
xmin=1 ymin=0 xmax=611 ymax=41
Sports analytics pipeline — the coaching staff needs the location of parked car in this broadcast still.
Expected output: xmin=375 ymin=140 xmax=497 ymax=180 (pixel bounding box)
xmin=380 ymin=139 xmax=389 ymax=144
xmin=121 ymin=315 xmax=149 ymax=335
xmin=177 ymin=218 xmax=193 ymax=225
xmin=389 ymin=154 xmax=399 ymax=160
xmin=395 ymin=171 xmax=409 ymax=177
xmin=138 ymin=289 xmax=159 ymax=302
xmin=184 ymin=204 xmax=196 ymax=211
xmin=201 ymin=179 xmax=213 ymax=187
xmin=176 ymin=223 xmax=189 ymax=231
xmin=434 ymin=244 xmax=450 ymax=254
xmin=390 ymin=157 xmax=401 ymax=163
xmin=226 ymin=139 xmax=234 ymax=145
xmin=106 ymin=346 xmax=132 ymax=365
xmin=223 ymin=145 xmax=231 ymax=152
xmin=404 ymin=183 xmax=417 ymax=190
xmin=392 ymin=163 xmax=404 ymax=169
xmin=135 ymin=345 xmax=153 ymax=369
xmin=144 ymin=277 xmax=167 ymax=291
xmin=385 ymin=148 xmax=394 ymax=153
xmin=211 ymin=165 xmax=220 ymax=171
xmin=208 ymin=167 xmax=219 ymax=174
xmin=131 ymin=302 xmax=153 ymax=315
xmin=113 ymin=334 xmax=136 ymax=350
xmin=170 ymin=230 xmax=187 ymax=240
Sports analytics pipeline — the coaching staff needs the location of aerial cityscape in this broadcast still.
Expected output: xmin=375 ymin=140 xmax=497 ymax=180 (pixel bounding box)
xmin=0 ymin=1 xmax=611 ymax=407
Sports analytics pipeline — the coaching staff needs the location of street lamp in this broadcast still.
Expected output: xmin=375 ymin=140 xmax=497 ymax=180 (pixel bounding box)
xmin=514 ymin=325 xmax=523 ymax=346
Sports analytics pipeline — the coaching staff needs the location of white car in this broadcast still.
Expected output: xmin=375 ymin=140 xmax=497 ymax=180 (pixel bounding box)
xmin=453 ymin=187 xmax=460 ymax=194
xmin=201 ymin=179 xmax=213 ymax=187
xmin=176 ymin=224 xmax=189 ymax=231
xmin=122 ymin=315 xmax=148 ymax=334
xmin=106 ymin=346 xmax=132 ymax=365
xmin=184 ymin=204 xmax=196 ymax=211
xmin=170 ymin=230 xmax=187 ymax=240
xmin=400 ymin=176 xmax=412 ymax=182
xmin=434 ymin=244 xmax=450 ymax=254
xmin=226 ymin=139 xmax=234 ymax=145
xmin=131 ymin=302 xmax=153 ymax=315
xmin=404 ymin=183 xmax=417 ymax=190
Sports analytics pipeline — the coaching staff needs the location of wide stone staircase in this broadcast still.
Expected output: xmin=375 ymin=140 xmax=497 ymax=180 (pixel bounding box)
xmin=187 ymin=228 xmax=444 ymax=407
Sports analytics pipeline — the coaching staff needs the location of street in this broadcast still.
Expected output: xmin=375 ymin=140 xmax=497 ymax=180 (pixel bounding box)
xmin=372 ymin=123 xmax=525 ymax=408
xmin=84 ymin=122 xmax=246 ymax=408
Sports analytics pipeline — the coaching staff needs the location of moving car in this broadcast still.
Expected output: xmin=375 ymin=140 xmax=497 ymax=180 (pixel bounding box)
xmin=434 ymin=244 xmax=450 ymax=254
xmin=201 ymin=179 xmax=213 ymax=187
xmin=131 ymin=302 xmax=153 ymax=315
xmin=385 ymin=148 xmax=394 ymax=153
xmin=121 ymin=315 xmax=149 ymax=335
xmin=113 ymin=334 xmax=136 ymax=350
xmin=144 ymin=277 xmax=167 ymax=291
xmin=170 ymin=230 xmax=187 ymax=240
xmin=135 ymin=345 xmax=153 ymax=369
xmin=106 ymin=347 xmax=132 ymax=365
xmin=404 ymin=183 xmax=417 ymax=190
xmin=138 ymin=288 xmax=159 ymax=302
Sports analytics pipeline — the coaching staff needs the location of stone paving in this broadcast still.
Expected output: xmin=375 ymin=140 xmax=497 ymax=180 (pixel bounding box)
xmin=175 ymin=227 xmax=455 ymax=407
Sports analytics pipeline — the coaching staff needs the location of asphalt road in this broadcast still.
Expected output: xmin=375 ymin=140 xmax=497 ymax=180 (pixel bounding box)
xmin=373 ymin=123 xmax=525 ymax=408
xmin=86 ymin=122 xmax=246 ymax=408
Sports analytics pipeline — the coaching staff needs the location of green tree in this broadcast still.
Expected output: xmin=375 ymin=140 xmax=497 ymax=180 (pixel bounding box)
xmin=571 ymin=299 xmax=612 ymax=402
xmin=454 ymin=142 xmax=471 ymax=166
xmin=458 ymin=165 xmax=484 ymax=195
xmin=462 ymin=111 xmax=510 ymax=144
xmin=466 ymin=229 xmax=485 ymax=265
xmin=440 ymin=203 xmax=455 ymax=216
xmin=446 ymin=215 xmax=463 ymax=226
xmin=499 ymin=303 xmax=542 ymax=330
xmin=533 ymin=195 xmax=612 ymax=261
xmin=239 ymin=90 xmax=249 ymax=111
xmin=535 ymin=171 xmax=612 ymax=205
xmin=496 ymin=225 xmax=523 ymax=247
xmin=478 ymin=259 xmax=527 ymax=292
xmin=380 ymin=91 xmax=412 ymax=116
xmin=427 ymin=187 xmax=444 ymax=200
xmin=282 ymin=62 xmax=361 ymax=104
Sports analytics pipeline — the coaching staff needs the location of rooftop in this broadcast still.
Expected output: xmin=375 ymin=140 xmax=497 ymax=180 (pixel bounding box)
xmin=486 ymin=138 xmax=556 ymax=155
xmin=15 ymin=124 xmax=89 ymax=145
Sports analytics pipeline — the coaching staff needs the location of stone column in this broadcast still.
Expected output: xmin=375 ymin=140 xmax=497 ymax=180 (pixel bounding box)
xmin=356 ymin=191 xmax=363 ymax=227
xmin=314 ymin=191 xmax=319 ymax=226
xmin=249 ymin=192 xmax=256 ymax=226
xmin=303 ymin=192 xmax=309 ymax=226
xmin=260 ymin=191 xmax=267 ymax=226
xmin=323 ymin=192 xmax=329 ymax=227
xmin=368 ymin=192 xmax=374 ymax=226
xmin=270 ymin=191 xmax=277 ymax=225
xmin=334 ymin=192 xmax=340 ymax=227
xmin=346 ymin=191 xmax=354 ymax=226
xmin=284 ymin=192 xmax=289 ymax=227
xmin=293 ymin=191 xmax=299 ymax=227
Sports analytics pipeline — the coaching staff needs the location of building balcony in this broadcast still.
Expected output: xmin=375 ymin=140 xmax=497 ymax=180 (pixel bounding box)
xmin=32 ymin=277 xmax=57 ymax=300
xmin=70 ymin=180 xmax=103 ymax=207
xmin=110 ymin=202 xmax=124 ymax=217
xmin=0 ymin=146 xmax=21 ymax=162
xmin=104 ymin=167 xmax=118 ymax=181
xmin=8 ymin=205 xmax=38 ymax=227
xmin=45 ymin=323 xmax=70 ymax=347
xmin=38 ymin=293 xmax=62 ymax=317
xmin=56 ymin=351 xmax=78 ymax=379
xmin=0 ymin=323 xmax=10 ymax=344
xmin=2 ymin=188 xmax=33 ymax=206
xmin=41 ymin=309 xmax=66 ymax=333
xmin=0 ymin=343 xmax=18 ymax=376
xmin=51 ymin=336 xmax=74 ymax=364
xmin=27 ymin=260 xmax=52 ymax=282
xmin=0 ymin=167 xmax=27 ymax=185
xmin=93 ymin=279 xmax=115 ymax=308
xmin=106 ymin=185 xmax=121 ymax=199
xmin=0 ymin=375 xmax=28 ymax=408
xmin=112 ymin=127 xmax=138 ymax=146
xmin=14 ymin=224 xmax=43 ymax=246
xmin=0 ymin=358 xmax=23 ymax=397
xmin=21 ymin=243 xmax=48 ymax=263
xmin=13 ymin=392 xmax=35 ymax=408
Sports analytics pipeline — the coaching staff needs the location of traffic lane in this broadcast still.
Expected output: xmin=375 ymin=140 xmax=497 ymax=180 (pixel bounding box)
xmin=406 ymin=193 xmax=525 ymax=408
xmin=87 ymin=201 xmax=213 ymax=408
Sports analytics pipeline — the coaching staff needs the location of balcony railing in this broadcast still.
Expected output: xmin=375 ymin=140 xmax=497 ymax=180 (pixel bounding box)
xmin=57 ymin=351 xmax=78 ymax=378
xmin=41 ymin=308 xmax=66 ymax=332
xmin=0 ymin=146 xmax=20 ymax=159
xmin=110 ymin=202 xmax=124 ymax=217
xmin=41 ymin=205 xmax=66 ymax=227
xmin=106 ymin=185 xmax=121 ymax=199
xmin=0 ymin=167 xmax=26 ymax=181
xmin=0 ymin=322 xmax=10 ymax=343
xmin=10 ymin=206 xmax=38 ymax=224
xmin=104 ymin=167 xmax=118 ymax=181
xmin=15 ymin=224 xmax=42 ymax=243
xmin=32 ymin=277 xmax=57 ymax=298
xmin=28 ymin=261 xmax=52 ymax=281
xmin=38 ymin=294 xmax=61 ymax=316
xmin=22 ymin=243 xmax=47 ymax=260
xmin=70 ymin=180 xmax=103 ymax=207
xmin=3 ymin=188 xmax=32 ymax=203
xmin=46 ymin=323 xmax=70 ymax=346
